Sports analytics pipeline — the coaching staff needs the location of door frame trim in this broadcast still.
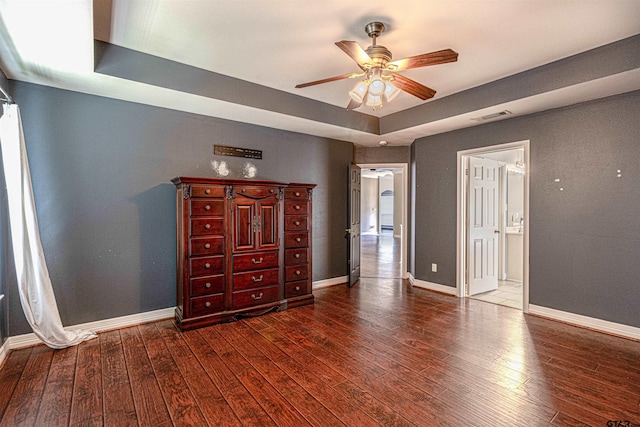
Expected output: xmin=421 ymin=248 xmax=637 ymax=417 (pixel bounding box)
xmin=357 ymin=162 xmax=409 ymax=280
xmin=456 ymin=140 xmax=530 ymax=312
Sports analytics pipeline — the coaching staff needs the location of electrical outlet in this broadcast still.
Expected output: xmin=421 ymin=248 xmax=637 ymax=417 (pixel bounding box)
xmin=432 ymin=263 xmax=437 ymax=272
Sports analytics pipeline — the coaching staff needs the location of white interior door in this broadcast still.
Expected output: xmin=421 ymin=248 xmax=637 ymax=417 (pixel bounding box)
xmin=468 ymin=156 xmax=500 ymax=295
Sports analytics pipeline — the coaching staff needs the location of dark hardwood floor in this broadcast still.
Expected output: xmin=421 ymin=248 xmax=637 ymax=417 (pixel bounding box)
xmin=360 ymin=231 xmax=401 ymax=279
xmin=1 ymin=278 xmax=640 ymax=426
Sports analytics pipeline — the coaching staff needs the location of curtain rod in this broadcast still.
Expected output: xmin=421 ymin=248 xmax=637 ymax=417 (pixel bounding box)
xmin=0 ymin=84 xmax=14 ymax=104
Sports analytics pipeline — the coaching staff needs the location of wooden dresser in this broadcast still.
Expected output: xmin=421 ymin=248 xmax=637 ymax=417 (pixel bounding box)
xmin=172 ymin=177 xmax=315 ymax=330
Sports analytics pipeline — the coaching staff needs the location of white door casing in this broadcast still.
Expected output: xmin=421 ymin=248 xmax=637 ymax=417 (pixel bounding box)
xmin=347 ymin=164 xmax=361 ymax=287
xmin=467 ymin=156 xmax=500 ymax=295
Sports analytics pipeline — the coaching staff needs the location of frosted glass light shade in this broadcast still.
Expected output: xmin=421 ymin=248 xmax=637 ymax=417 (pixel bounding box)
xmin=384 ymin=82 xmax=400 ymax=101
xmin=368 ymin=77 xmax=385 ymax=96
xmin=349 ymin=81 xmax=368 ymax=103
xmin=366 ymin=94 xmax=382 ymax=107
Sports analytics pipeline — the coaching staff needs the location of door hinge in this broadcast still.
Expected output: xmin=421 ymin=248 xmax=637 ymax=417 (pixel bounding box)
xmin=465 ymin=168 xmax=469 ymax=176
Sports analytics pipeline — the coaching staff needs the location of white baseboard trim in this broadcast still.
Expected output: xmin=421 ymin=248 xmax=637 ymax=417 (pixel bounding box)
xmin=409 ymin=274 xmax=457 ymax=296
xmin=5 ymin=307 xmax=175 ymax=351
xmin=529 ymin=304 xmax=640 ymax=341
xmin=313 ymin=276 xmax=347 ymax=290
xmin=0 ymin=339 xmax=9 ymax=369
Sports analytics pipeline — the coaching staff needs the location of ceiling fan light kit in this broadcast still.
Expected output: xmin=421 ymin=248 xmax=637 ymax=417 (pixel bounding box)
xmin=295 ymin=21 xmax=458 ymax=111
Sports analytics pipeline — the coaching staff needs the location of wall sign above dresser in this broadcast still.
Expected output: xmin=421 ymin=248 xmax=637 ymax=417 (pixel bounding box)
xmin=213 ymin=144 xmax=263 ymax=159
xmin=171 ymin=176 xmax=315 ymax=330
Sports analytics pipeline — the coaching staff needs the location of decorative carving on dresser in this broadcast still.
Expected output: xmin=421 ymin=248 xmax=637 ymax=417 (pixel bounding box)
xmin=172 ymin=177 xmax=316 ymax=330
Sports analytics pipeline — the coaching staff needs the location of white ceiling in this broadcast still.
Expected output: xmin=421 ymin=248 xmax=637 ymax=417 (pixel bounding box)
xmin=1 ymin=0 xmax=639 ymax=146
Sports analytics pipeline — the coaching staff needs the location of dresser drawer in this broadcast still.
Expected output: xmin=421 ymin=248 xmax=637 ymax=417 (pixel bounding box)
xmin=233 ymin=268 xmax=279 ymax=292
xmin=190 ymin=256 xmax=224 ymax=276
xmin=190 ymin=236 xmax=224 ymax=256
xmin=190 ymin=218 xmax=224 ymax=236
xmin=190 ymin=199 xmax=225 ymax=216
xmin=191 ymin=185 xmax=226 ymax=198
xmin=285 ymin=264 xmax=308 ymax=282
xmin=285 ymin=216 xmax=307 ymax=231
xmin=233 ymin=251 xmax=279 ymax=272
xmin=285 ymin=280 xmax=308 ymax=298
xmin=190 ymin=275 xmax=225 ymax=297
xmin=285 ymin=248 xmax=307 ymax=265
xmin=285 ymin=232 xmax=308 ymax=248
xmin=284 ymin=188 xmax=308 ymax=200
xmin=232 ymin=285 xmax=279 ymax=309
xmin=284 ymin=201 xmax=308 ymax=215
xmin=190 ymin=294 xmax=224 ymax=317
xmin=234 ymin=186 xmax=279 ymax=199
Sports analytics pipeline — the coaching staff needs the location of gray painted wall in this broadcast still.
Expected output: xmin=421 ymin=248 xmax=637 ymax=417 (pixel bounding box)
xmin=411 ymin=90 xmax=640 ymax=328
xmin=6 ymin=81 xmax=352 ymax=336
xmin=354 ymin=145 xmax=410 ymax=165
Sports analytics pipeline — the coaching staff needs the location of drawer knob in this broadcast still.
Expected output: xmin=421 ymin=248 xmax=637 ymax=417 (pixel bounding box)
xmin=295 ymin=192 xmax=300 ymax=197
xmin=205 ymin=224 xmax=211 ymax=229
xmin=295 ymin=221 xmax=300 ymax=226
xmin=295 ymin=205 xmax=300 ymax=210
xmin=205 ymin=301 xmax=211 ymax=308
xmin=205 ymin=263 xmax=211 ymax=269
xmin=294 ymin=253 xmax=300 ymax=259
xmin=251 ymin=292 xmax=263 ymax=300
xmin=205 ymin=243 xmax=211 ymax=249
xmin=205 ymin=282 xmax=211 ymax=289
xmin=205 ymin=205 xmax=211 ymax=211
xmin=295 ymin=286 xmax=300 ymax=291
xmin=242 ymin=188 xmax=246 ymax=192
xmin=205 ymin=189 xmax=211 ymax=194
xmin=252 ymin=275 xmax=264 ymax=283
xmin=296 ymin=237 xmax=301 ymax=243
xmin=295 ymin=270 xmax=301 ymax=275
xmin=252 ymin=257 xmax=263 ymax=264
xmin=270 ymin=189 xmax=274 ymax=193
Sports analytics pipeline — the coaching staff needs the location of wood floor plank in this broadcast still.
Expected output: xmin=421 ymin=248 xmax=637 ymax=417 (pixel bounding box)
xmin=120 ymin=326 xmax=172 ymax=426
xmin=0 ymin=345 xmax=53 ymax=426
xmin=138 ymin=322 xmax=208 ymax=426
xmin=34 ymin=345 xmax=78 ymax=426
xmin=100 ymin=330 xmax=137 ymax=427
xmin=69 ymin=337 xmax=103 ymax=426
xmin=0 ymin=347 xmax=32 ymax=420
xmin=155 ymin=320 xmax=242 ymax=427
xmin=183 ymin=328 xmax=276 ymax=426
xmin=219 ymin=322 xmax=325 ymax=417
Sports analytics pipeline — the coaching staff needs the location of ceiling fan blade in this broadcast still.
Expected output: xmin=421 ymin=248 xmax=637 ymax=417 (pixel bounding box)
xmin=390 ymin=74 xmax=436 ymax=100
xmin=346 ymin=98 xmax=362 ymax=110
xmin=295 ymin=72 xmax=363 ymax=89
xmin=386 ymin=48 xmax=458 ymax=72
xmin=335 ymin=41 xmax=372 ymax=70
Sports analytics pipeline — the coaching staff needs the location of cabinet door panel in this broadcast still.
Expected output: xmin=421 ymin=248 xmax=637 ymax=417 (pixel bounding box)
xmin=258 ymin=201 xmax=279 ymax=250
xmin=234 ymin=202 xmax=255 ymax=251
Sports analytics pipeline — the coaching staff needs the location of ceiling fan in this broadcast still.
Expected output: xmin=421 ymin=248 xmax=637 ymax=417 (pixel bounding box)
xmin=295 ymin=22 xmax=458 ymax=110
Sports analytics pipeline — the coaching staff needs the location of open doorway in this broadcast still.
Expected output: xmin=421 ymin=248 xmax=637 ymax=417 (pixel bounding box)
xmin=456 ymin=141 xmax=530 ymax=312
xmin=358 ymin=163 xmax=408 ymax=279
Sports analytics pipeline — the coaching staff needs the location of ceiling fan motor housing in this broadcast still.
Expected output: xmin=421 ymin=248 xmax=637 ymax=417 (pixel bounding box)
xmin=365 ymin=45 xmax=392 ymax=67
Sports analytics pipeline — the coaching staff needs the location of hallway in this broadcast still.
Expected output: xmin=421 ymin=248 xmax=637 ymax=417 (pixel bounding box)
xmin=360 ymin=230 xmax=401 ymax=279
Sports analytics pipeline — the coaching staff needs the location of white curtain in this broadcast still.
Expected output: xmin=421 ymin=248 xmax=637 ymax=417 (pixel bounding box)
xmin=0 ymin=103 xmax=96 ymax=349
